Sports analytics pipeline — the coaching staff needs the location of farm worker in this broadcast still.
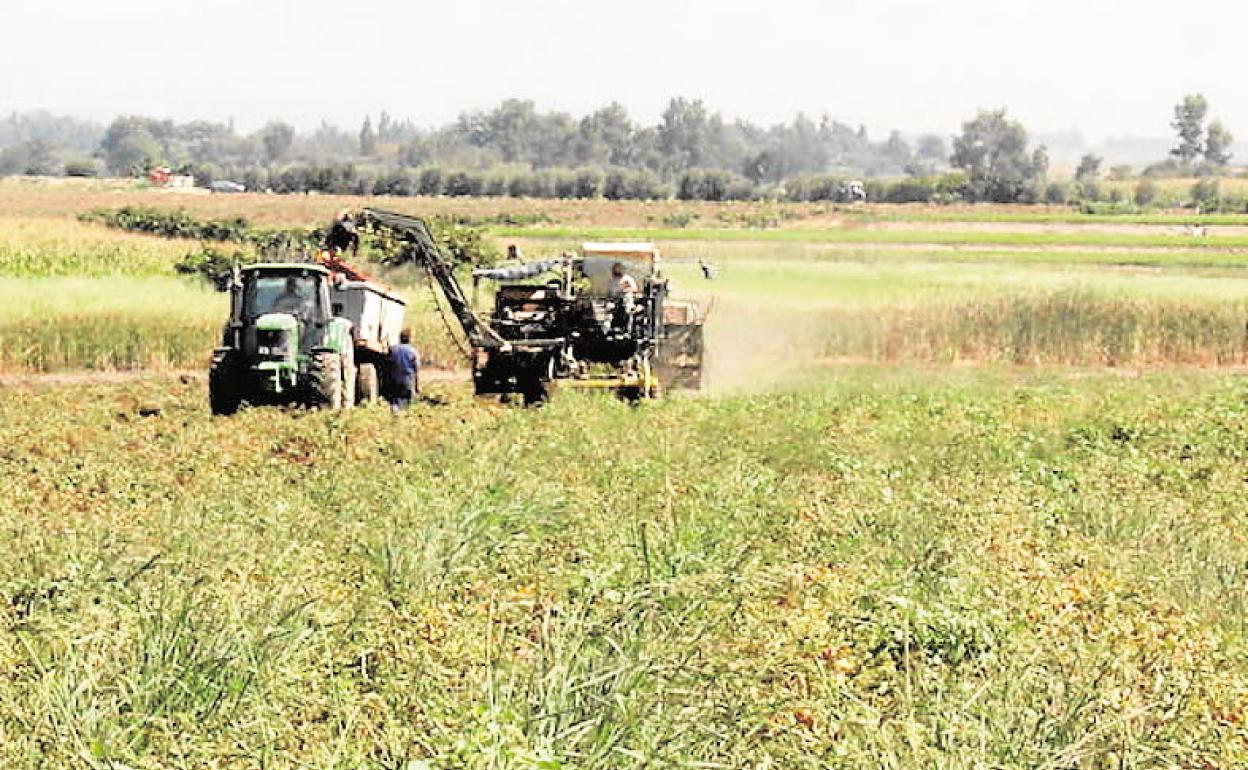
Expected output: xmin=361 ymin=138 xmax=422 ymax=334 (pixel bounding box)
xmin=609 ymin=262 xmax=639 ymax=308
xmin=272 ymin=277 xmax=311 ymax=318
xmin=327 ymin=211 xmax=360 ymax=257
xmin=387 ymin=328 xmax=420 ymax=411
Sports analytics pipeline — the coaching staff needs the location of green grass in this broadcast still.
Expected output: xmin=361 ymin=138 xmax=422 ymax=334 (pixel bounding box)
xmin=2 ymin=369 xmax=1247 ymax=767
xmin=846 ymin=209 xmax=1248 ymax=226
xmin=0 ymin=278 xmax=224 ymax=371
xmin=494 ymin=225 xmax=1248 ymax=250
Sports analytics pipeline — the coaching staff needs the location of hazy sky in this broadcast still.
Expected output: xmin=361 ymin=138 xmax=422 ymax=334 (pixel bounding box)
xmin=4 ymin=0 xmax=1244 ymax=141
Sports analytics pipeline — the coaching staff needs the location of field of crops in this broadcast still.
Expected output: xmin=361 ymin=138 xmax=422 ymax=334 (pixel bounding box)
xmin=5 ymin=180 xmax=1248 ymax=768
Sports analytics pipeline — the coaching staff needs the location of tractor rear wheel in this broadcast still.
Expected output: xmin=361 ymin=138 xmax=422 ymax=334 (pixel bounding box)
xmin=356 ymin=362 xmax=380 ymax=404
xmin=209 ymin=351 xmax=243 ymax=416
xmin=307 ymin=351 xmax=343 ymax=409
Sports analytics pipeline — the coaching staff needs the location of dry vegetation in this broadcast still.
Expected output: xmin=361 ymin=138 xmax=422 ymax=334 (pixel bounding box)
xmin=4 ymin=371 xmax=1248 ymax=768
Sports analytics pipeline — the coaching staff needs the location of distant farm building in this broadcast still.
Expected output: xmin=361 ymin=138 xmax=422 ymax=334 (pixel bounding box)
xmin=148 ymin=167 xmax=196 ymax=189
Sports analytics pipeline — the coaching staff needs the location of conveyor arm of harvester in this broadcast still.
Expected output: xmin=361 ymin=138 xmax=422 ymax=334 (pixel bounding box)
xmin=360 ymin=208 xmax=503 ymax=348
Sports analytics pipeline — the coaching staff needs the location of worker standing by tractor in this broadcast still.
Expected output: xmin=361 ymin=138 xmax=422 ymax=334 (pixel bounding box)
xmin=387 ymin=328 xmax=419 ymax=411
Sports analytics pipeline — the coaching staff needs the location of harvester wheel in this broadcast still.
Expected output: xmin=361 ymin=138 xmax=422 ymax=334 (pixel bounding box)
xmin=209 ymin=352 xmax=243 ymax=416
xmin=521 ymin=356 xmax=554 ymax=407
xmin=307 ymin=351 xmax=343 ymax=409
xmin=522 ymin=383 xmax=547 ymax=407
xmin=356 ymin=363 xmax=380 ymax=404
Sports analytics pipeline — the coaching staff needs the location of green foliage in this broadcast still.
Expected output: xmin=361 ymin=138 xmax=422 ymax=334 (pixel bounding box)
xmin=1044 ymin=181 xmax=1071 ymax=205
xmin=602 ymin=168 xmax=669 ymax=200
xmin=1133 ymin=177 xmax=1159 ymax=207
xmin=365 ymin=216 xmax=500 ymax=269
xmin=1074 ymin=153 xmax=1102 ymax=184
xmin=1170 ymin=93 xmax=1209 ymax=166
xmin=844 ymin=591 xmax=1003 ymax=668
xmin=173 ymin=246 xmax=249 ymax=290
xmin=259 ymin=121 xmax=295 ymax=165
xmin=950 ymin=110 xmax=1047 ymax=202
xmin=425 ymin=217 xmax=500 ymax=267
xmin=1191 ymin=178 xmax=1221 ymax=212
xmin=676 ymin=168 xmax=755 ymax=201
xmin=1107 ymin=164 xmax=1134 ymax=181
xmin=358 ymin=115 xmax=377 ymax=156
xmin=0 ymin=139 xmax=58 ymax=176
xmin=659 ymin=210 xmax=699 ymax=228
xmin=100 ymin=116 xmax=168 ymax=175
xmin=81 ymin=206 xmax=250 ymax=241
xmin=1205 ymin=119 xmax=1234 ymax=168
xmin=62 ymin=158 xmax=99 ymax=177
xmin=80 ymin=206 xmax=330 ymax=265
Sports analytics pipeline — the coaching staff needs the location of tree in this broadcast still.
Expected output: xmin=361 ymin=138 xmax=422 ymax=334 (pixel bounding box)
xmin=575 ymin=102 xmax=634 ymax=166
xmin=1031 ymin=146 xmax=1049 ymax=178
xmin=916 ymin=134 xmax=947 ymax=162
xmin=883 ymin=130 xmax=912 ymax=166
xmin=657 ymin=97 xmax=712 ymax=174
xmin=1074 ymin=153 xmax=1102 ymax=183
xmin=259 ymin=122 xmax=294 ymax=165
xmin=1170 ymin=94 xmax=1208 ymax=166
xmin=1191 ymin=178 xmax=1220 ymax=211
xmin=0 ymin=139 xmax=56 ymax=175
xmin=1204 ymin=120 xmax=1234 ymax=168
xmin=1074 ymin=153 xmax=1102 ymax=200
xmin=359 ymin=116 xmax=377 ymax=156
xmin=1133 ymin=178 xmax=1159 ymax=207
xmin=950 ymin=110 xmax=1045 ymax=202
xmin=100 ymin=117 xmax=163 ymax=175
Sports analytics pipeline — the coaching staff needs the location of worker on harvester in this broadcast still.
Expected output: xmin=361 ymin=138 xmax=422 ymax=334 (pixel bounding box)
xmin=609 ymin=262 xmax=639 ymax=304
xmin=326 ymin=210 xmax=360 ymax=258
xmin=607 ymin=261 xmax=640 ymax=330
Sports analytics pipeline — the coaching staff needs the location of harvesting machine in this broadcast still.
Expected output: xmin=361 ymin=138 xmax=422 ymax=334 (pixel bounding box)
xmin=359 ymin=208 xmax=705 ymax=404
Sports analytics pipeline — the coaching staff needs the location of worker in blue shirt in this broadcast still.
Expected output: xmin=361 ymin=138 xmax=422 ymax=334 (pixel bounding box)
xmin=388 ymin=328 xmax=419 ymax=411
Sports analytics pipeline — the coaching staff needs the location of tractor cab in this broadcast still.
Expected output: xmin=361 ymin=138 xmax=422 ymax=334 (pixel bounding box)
xmin=227 ymin=264 xmax=335 ymax=361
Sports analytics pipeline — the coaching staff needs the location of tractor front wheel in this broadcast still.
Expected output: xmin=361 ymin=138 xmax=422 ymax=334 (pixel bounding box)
xmin=209 ymin=351 xmax=244 ymax=416
xmin=307 ymin=351 xmax=343 ymax=409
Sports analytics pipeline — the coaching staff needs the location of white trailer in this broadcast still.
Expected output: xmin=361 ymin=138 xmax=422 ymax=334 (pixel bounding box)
xmin=331 ymin=279 xmax=408 ymax=402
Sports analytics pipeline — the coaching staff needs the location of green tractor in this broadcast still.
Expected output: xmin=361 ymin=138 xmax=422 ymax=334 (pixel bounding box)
xmin=209 ymin=263 xmax=358 ymax=415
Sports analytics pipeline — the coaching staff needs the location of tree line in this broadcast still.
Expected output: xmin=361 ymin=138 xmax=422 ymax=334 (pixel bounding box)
xmin=0 ymin=95 xmax=1237 ymax=206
